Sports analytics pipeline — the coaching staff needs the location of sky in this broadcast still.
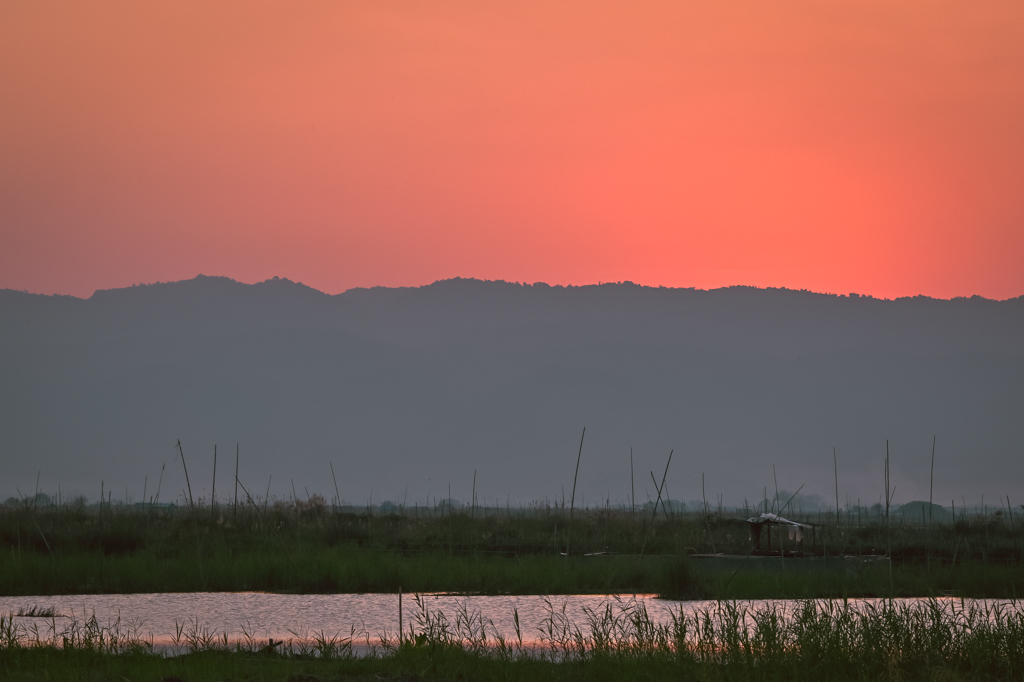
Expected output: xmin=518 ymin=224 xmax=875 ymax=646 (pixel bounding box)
xmin=2 ymin=1 xmax=1023 ymax=300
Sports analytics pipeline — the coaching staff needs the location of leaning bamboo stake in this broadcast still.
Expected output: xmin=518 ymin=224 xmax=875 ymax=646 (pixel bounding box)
xmin=234 ymin=445 xmax=239 ymax=519
xmin=778 ymin=484 xmax=804 ymax=518
xmin=16 ymin=485 xmax=54 ymax=558
xmin=177 ymin=440 xmax=195 ymax=510
xmin=885 ymin=440 xmax=894 ymax=592
xmin=651 ymin=472 xmax=664 ymax=517
xmin=211 ymin=444 xmax=217 ymax=517
xmin=630 ymin=449 xmax=637 ymax=554
xmin=928 ymin=435 xmax=936 ymax=570
xmin=701 ymin=473 xmax=721 ymax=566
xmin=565 ymin=427 xmax=585 ymax=557
xmin=703 ymin=472 xmax=708 ymax=518
xmin=330 ymin=461 xmax=341 ymax=512
xmin=235 ymin=475 xmax=299 ymax=570
xmin=630 ymin=448 xmax=636 ymax=528
xmin=834 ymin=448 xmax=840 ymax=529
xmin=154 ymin=463 xmax=165 ymax=508
xmin=30 ymin=515 xmax=53 ymax=558
xmin=638 ymin=449 xmax=673 ymax=561
xmin=182 ymin=486 xmax=205 ymax=581
xmin=929 ymin=435 xmax=936 ymax=527
xmin=773 ymin=465 xmax=780 ymax=518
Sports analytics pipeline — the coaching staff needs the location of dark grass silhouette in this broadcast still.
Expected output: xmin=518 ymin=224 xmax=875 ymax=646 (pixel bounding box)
xmin=2 ymin=594 xmax=1024 ymax=681
xmin=1 ymin=498 xmax=1021 ymax=598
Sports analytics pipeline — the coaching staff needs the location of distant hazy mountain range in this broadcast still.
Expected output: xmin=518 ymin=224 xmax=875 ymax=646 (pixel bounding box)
xmin=1 ymin=276 xmax=1021 ymax=508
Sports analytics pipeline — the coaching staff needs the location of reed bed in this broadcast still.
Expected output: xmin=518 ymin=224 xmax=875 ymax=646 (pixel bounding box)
xmin=2 ymin=596 xmax=1023 ymax=680
xmin=1 ymin=495 xmax=1022 ymax=598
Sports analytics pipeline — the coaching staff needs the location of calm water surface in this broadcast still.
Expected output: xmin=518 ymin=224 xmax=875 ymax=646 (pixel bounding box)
xmin=0 ymin=593 xmax=1012 ymax=650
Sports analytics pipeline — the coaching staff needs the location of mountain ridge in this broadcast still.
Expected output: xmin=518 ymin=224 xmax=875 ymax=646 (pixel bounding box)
xmin=4 ymin=274 xmax=1022 ymax=305
xmin=1 ymin=274 xmax=1021 ymax=506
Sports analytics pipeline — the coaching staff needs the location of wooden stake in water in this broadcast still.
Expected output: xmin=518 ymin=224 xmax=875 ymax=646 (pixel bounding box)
xmin=652 ymin=471 xmax=664 ymax=516
xmin=211 ymin=444 xmax=217 ymax=515
xmin=330 ymin=461 xmax=340 ymax=513
xmin=773 ymin=465 xmax=781 ymax=518
xmin=155 ymin=463 xmax=165 ymax=508
xmin=565 ymin=427 xmax=585 ymax=557
xmin=398 ymin=586 xmax=403 ymax=644
xmin=235 ymin=476 xmax=299 ymax=570
xmin=929 ymin=435 xmax=936 ymax=527
xmin=926 ymin=435 xmax=936 ymax=570
xmin=885 ymin=440 xmax=893 ymax=592
xmin=177 ymin=440 xmax=195 ymax=510
xmin=834 ymin=448 xmax=840 ymax=529
xmin=234 ymin=445 xmax=239 ymax=519
xmin=638 ymin=449 xmax=674 ymax=561
xmin=630 ymin=447 xmax=635 ymax=528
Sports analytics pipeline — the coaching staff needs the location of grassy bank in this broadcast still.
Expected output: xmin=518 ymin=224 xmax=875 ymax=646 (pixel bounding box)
xmin=3 ymin=597 xmax=1024 ymax=681
xmin=3 ymin=547 xmax=1024 ymax=600
xmin=1 ymin=499 xmax=1021 ymax=598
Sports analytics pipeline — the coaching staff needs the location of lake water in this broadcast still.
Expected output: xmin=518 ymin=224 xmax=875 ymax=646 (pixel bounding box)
xmin=4 ymin=593 xmax=671 ymax=649
xmin=0 ymin=592 xmax=1014 ymax=652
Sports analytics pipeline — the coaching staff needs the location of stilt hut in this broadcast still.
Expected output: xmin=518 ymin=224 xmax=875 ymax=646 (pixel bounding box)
xmin=746 ymin=512 xmax=814 ymax=556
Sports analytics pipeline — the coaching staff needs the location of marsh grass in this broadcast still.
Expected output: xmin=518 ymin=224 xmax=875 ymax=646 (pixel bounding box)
xmin=12 ymin=605 xmax=60 ymax=618
xmin=1 ymin=498 xmax=1021 ymax=598
xmin=2 ymin=597 xmax=1024 ymax=681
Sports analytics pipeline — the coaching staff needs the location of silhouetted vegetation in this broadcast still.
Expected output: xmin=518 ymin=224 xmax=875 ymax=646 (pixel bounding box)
xmin=2 ymin=595 xmax=1024 ymax=681
xmin=2 ymin=495 xmax=1021 ymax=598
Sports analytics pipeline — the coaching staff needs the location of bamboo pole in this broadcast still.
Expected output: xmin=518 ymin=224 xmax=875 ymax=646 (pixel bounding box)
xmin=630 ymin=448 xmax=635 ymax=528
xmin=929 ymin=436 xmax=936 ymax=527
xmin=177 ymin=440 xmax=195 ymax=510
xmin=885 ymin=440 xmax=893 ymax=592
xmin=565 ymin=427 xmax=585 ymax=557
xmin=834 ymin=448 xmax=840 ymax=529
xmin=773 ymin=465 xmax=780 ymax=517
xmin=211 ymin=444 xmax=217 ymax=516
xmin=638 ymin=449 xmax=673 ymax=561
xmin=330 ymin=461 xmax=340 ymax=513
xmin=234 ymin=445 xmax=239 ymax=519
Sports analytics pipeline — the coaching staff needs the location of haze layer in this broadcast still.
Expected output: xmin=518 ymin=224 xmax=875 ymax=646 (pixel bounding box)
xmin=2 ymin=277 xmax=1021 ymax=508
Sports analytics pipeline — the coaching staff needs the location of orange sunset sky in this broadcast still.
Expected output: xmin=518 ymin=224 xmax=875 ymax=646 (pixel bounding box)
xmin=2 ymin=1 xmax=1023 ymax=300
